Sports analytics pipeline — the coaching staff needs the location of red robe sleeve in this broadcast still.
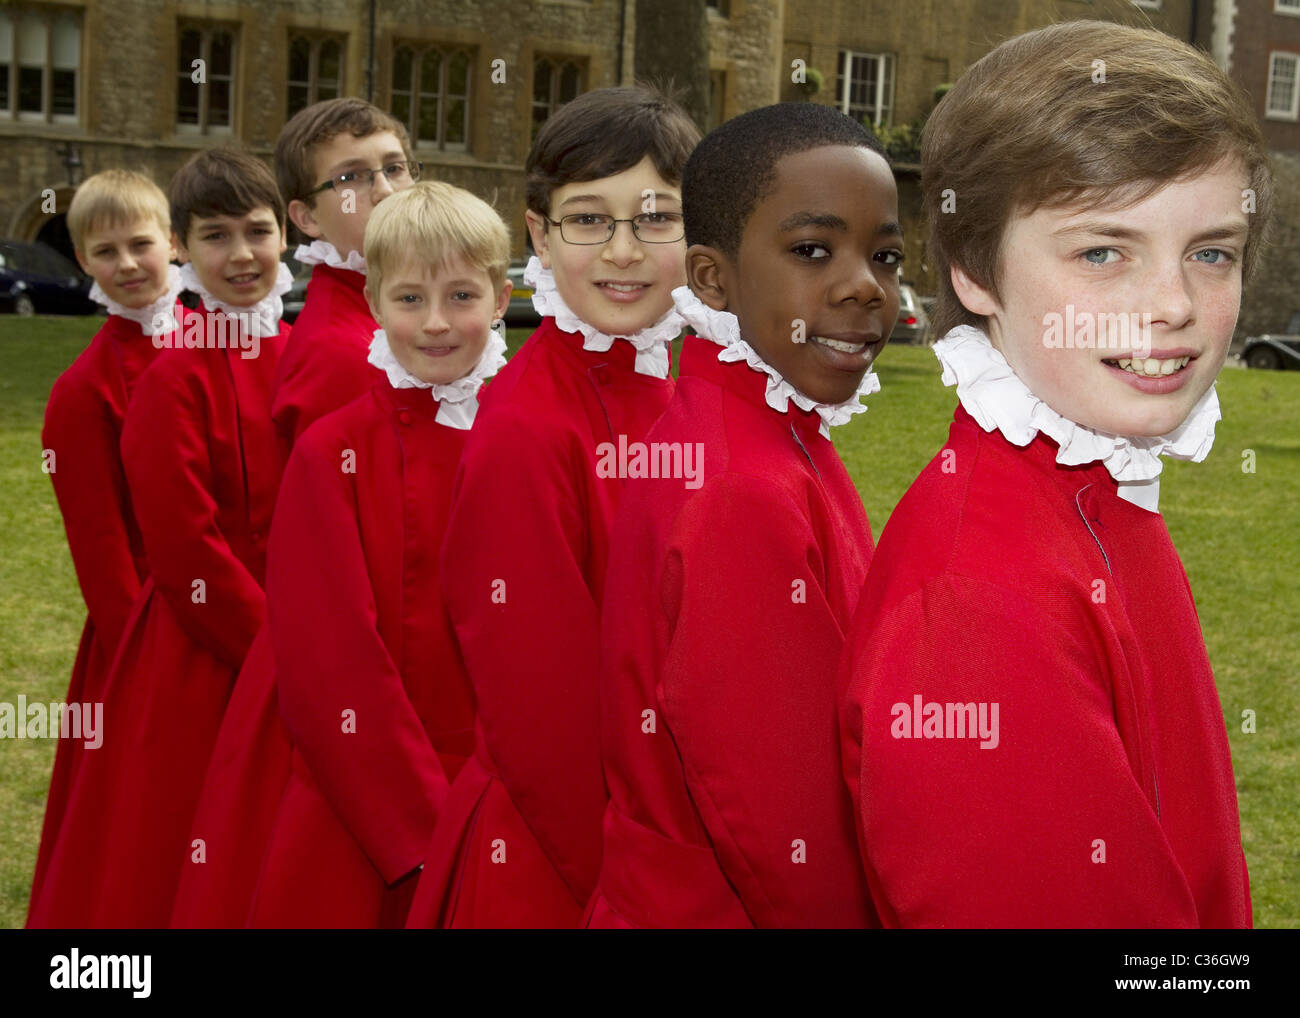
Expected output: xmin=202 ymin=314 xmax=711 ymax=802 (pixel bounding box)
xmin=439 ymin=405 xmax=605 ymax=902
xmin=43 ymin=375 xmax=141 ymax=650
xmin=841 ymin=573 xmax=1202 ymax=928
xmin=269 ymin=429 xmax=448 ymax=884
xmin=658 ymin=473 xmax=869 ymax=927
xmin=120 ymin=360 xmax=263 ymax=669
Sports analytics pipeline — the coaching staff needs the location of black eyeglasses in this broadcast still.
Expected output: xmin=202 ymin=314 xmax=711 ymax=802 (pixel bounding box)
xmin=307 ymin=161 xmax=423 ymax=197
xmin=546 ymin=212 xmax=685 ymax=245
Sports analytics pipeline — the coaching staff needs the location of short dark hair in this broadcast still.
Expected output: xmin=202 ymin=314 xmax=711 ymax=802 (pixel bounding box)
xmin=170 ymin=148 xmax=286 ymax=245
xmin=525 ymin=84 xmax=700 ymax=218
xmin=683 ymin=102 xmax=887 ymax=255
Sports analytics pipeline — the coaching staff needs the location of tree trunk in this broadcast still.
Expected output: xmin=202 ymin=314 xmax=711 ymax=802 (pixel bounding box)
xmin=633 ymin=0 xmax=711 ymax=132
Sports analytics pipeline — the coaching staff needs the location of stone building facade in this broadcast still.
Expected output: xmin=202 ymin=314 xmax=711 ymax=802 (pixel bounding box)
xmin=0 ymin=0 xmax=1292 ymax=338
xmin=0 ymin=0 xmax=632 ymax=259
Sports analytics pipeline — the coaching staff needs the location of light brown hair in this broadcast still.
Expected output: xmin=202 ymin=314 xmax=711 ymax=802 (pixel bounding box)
xmin=922 ymin=20 xmax=1274 ymax=337
xmin=275 ymin=98 xmax=413 ymax=244
xmin=275 ymin=97 xmax=414 ymax=241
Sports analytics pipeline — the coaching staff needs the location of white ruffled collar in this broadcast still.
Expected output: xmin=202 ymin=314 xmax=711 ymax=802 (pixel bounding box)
xmin=179 ymin=261 xmax=293 ymax=337
xmin=671 ymin=285 xmax=881 ymax=440
xmin=295 ymin=240 xmax=366 ymax=275
xmin=524 ymin=255 xmax=681 ymax=379
xmin=365 ymin=324 xmax=507 ymax=430
xmin=90 ymin=263 xmax=184 ymax=336
xmin=933 ymin=325 xmax=1220 ymax=513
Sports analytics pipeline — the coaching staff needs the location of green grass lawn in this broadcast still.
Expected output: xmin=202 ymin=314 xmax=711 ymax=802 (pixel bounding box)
xmin=1 ymin=316 xmax=1296 ymax=928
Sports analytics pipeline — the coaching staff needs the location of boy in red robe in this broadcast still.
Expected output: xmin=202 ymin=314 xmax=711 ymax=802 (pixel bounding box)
xmin=28 ymin=148 xmax=292 ymax=928
xmin=406 ymin=87 xmax=700 ymax=928
xmin=587 ymin=103 xmax=899 ymax=928
xmin=28 ymin=170 xmax=190 ymax=919
xmin=172 ymin=98 xmax=418 ymax=928
xmin=839 ymin=21 xmax=1268 ymax=928
xmin=245 ymin=181 xmax=512 ymax=928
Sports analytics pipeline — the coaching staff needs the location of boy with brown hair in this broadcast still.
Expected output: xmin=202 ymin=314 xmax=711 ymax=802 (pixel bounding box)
xmin=407 ymin=85 xmax=700 ymax=928
xmin=30 ymin=148 xmax=292 ymax=928
xmin=840 ymin=20 xmax=1271 ymax=928
xmin=172 ymin=98 xmax=419 ymax=927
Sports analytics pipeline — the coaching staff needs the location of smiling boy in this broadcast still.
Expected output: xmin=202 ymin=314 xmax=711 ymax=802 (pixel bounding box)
xmin=839 ymin=21 xmax=1270 ymax=928
xmin=28 ymin=170 xmax=189 ymax=920
xmin=270 ymin=98 xmax=419 ymax=454
xmin=29 ymin=149 xmax=292 ymax=928
xmin=172 ymin=99 xmax=418 ymax=928
xmin=406 ymin=86 xmax=699 ymax=928
xmin=244 ymin=182 xmax=510 ymax=928
xmin=587 ymin=103 xmax=898 ymax=928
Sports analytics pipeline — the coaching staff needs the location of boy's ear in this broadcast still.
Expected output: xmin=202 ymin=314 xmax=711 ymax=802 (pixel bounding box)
xmin=166 ymin=232 xmax=179 ymax=261
xmin=288 ymin=198 xmax=324 ymax=241
xmin=950 ymin=264 xmax=1000 ymax=317
xmin=73 ymin=247 xmax=90 ymax=274
xmin=495 ymin=278 xmax=513 ymax=321
xmin=363 ymin=283 xmax=382 ymax=324
xmin=685 ymin=244 xmax=729 ymax=313
xmin=172 ymin=231 xmax=189 ymax=265
xmin=524 ymin=210 xmax=551 ymax=269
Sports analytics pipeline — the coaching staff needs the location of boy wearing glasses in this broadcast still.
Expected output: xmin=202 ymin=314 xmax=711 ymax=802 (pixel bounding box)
xmin=406 ymin=86 xmax=700 ymax=928
xmin=271 ymin=97 xmax=420 ymax=457
xmin=172 ymin=99 xmax=419 ymax=927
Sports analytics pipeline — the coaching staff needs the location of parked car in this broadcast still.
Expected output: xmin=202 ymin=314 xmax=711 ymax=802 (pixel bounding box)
xmin=891 ymin=282 xmax=930 ymax=343
xmin=1243 ymin=313 xmax=1300 ymax=370
xmin=1242 ymin=333 xmax=1300 ymax=371
xmin=504 ymin=259 xmax=541 ymax=327
xmin=0 ymin=241 xmax=99 ymax=315
xmin=281 ymin=253 xmax=311 ymax=324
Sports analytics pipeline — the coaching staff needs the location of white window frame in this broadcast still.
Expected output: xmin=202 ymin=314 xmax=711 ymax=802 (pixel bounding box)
xmin=176 ymin=23 xmax=236 ymax=136
xmin=1266 ymin=51 xmax=1300 ymax=121
xmin=287 ymin=33 xmax=344 ymax=118
xmin=1275 ymin=0 xmax=1300 ymax=18
xmin=530 ymin=54 xmax=584 ymax=140
xmin=0 ymin=6 xmax=81 ymax=125
xmin=391 ymin=43 xmax=471 ymax=152
xmin=838 ymin=50 xmax=893 ymax=128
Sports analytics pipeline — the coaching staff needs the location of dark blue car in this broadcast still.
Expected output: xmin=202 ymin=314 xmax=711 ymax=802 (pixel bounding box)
xmin=0 ymin=241 xmax=99 ymax=316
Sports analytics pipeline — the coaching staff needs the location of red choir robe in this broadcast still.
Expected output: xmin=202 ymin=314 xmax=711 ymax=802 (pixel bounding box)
xmin=27 ymin=307 xmax=288 ymax=929
xmin=244 ymin=380 xmax=476 ymax=928
xmin=406 ymin=316 xmax=674 ymax=928
xmin=271 ymin=263 xmax=383 ymax=461
xmin=27 ymin=310 xmax=187 ymax=918
xmin=839 ymin=405 xmax=1251 ymax=928
xmin=586 ymin=333 xmax=874 ymax=928
xmin=172 ymin=263 xmax=376 ymax=927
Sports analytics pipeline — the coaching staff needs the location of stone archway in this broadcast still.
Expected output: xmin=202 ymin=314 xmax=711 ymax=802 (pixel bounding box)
xmin=9 ymin=186 xmax=78 ymax=261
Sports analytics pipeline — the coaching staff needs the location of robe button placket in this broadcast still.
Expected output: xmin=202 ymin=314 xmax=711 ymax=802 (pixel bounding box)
xmin=398 ymin=410 xmax=412 ymax=426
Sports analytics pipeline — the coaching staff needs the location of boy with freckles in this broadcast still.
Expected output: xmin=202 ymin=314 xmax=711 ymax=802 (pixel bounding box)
xmin=839 ymin=21 xmax=1268 ymax=928
xmin=587 ymin=103 xmax=900 ymax=928
xmin=28 ymin=170 xmax=190 ymax=920
xmin=30 ymin=149 xmax=292 ymax=928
